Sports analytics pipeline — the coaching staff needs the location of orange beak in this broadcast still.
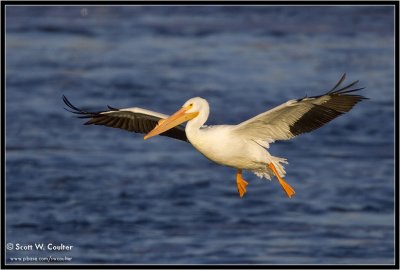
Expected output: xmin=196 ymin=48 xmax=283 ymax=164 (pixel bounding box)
xmin=144 ymin=105 xmax=199 ymax=140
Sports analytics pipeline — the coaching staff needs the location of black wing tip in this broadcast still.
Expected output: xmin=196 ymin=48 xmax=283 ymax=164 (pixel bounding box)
xmin=62 ymin=95 xmax=120 ymax=117
xmin=298 ymin=74 xmax=367 ymax=101
xmin=327 ymin=73 xmax=346 ymax=93
xmin=323 ymin=73 xmax=367 ymax=99
xmin=62 ymin=95 xmax=86 ymax=114
xmin=107 ymin=105 xmax=120 ymax=111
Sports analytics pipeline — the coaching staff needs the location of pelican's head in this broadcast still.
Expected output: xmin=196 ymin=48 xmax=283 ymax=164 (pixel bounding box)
xmin=144 ymin=97 xmax=208 ymax=140
xmin=182 ymin=97 xmax=209 ymax=115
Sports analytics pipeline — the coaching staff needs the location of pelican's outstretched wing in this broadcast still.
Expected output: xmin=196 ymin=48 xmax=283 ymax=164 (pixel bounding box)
xmin=233 ymin=74 xmax=367 ymax=142
xmin=63 ymin=96 xmax=188 ymax=142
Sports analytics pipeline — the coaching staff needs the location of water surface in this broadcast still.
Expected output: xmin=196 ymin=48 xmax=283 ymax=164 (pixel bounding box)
xmin=5 ymin=5 xmax=395 ymax=265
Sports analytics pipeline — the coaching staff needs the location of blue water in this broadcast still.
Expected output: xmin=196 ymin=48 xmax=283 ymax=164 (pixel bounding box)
xmin=5 ymin=5 xmax=395 ymax=265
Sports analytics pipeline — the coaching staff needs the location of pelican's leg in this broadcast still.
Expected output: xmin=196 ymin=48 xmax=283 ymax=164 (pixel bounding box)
xmin=268 ymin=163 xmax=295 ymax=198
xmin=236 ymin=169 xmax=248 ymax=198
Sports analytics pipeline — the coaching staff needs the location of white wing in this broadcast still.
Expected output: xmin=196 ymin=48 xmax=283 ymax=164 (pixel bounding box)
xmin=63 ymin=96 xmax=188 ymax=142
xmin=233 ymin=74 xmax=367 ymax=142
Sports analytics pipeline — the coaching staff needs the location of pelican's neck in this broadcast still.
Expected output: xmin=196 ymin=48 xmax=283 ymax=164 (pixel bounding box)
xmin=185 ymin=103 xmax=209 ymax=139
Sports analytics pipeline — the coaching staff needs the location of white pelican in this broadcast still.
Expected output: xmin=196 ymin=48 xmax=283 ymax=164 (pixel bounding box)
xmin=63 ymin=74 xmax=366 ymax=198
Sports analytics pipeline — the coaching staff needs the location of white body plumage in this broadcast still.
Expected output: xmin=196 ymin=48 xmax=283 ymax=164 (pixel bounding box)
xmin=184 ymin=97 xmax=287 ymax=180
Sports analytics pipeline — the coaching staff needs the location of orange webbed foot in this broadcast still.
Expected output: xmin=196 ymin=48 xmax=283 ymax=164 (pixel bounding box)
xmin=236 ymin=169 xmax=248 ymax=198
xmin=268 ymin=163 xmax=295 ymax=198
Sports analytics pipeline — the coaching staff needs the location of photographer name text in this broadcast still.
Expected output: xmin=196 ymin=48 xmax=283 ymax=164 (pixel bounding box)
xmin=12 ymin=243 xmax=73 ymax=251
